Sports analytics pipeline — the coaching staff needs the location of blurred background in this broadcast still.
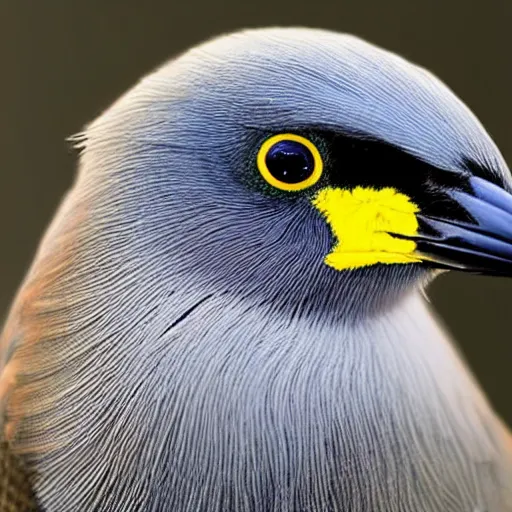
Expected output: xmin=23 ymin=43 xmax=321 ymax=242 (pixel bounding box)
xmin=0 ymin=2 xmax=510 ymax=424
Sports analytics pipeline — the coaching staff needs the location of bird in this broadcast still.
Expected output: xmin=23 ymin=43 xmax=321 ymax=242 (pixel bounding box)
xmin=1 ymin=26 xmax=512 ymax=511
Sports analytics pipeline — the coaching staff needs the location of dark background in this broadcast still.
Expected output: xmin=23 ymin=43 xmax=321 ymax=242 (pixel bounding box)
xmin=0 ymin=2 xmax=510 ymax=424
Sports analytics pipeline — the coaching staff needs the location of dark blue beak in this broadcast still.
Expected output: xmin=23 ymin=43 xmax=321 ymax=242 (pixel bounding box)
xmin=398 ymin=176 xmax=512 ymax=276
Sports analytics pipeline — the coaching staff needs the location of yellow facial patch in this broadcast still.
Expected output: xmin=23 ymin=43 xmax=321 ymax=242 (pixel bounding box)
xmin=312 ymin=187 xmax=421 ymax=270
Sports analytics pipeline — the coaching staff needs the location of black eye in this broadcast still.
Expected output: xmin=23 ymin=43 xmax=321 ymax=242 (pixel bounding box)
xmin=266 ymin=140 xmax=314 ymax=183
xmin=257 ymin=134 xmax=323 ymax=191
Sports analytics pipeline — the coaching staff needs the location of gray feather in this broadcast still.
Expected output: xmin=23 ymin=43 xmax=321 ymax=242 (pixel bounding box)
xmin=1 ymin=27 xmax=511 ymax=511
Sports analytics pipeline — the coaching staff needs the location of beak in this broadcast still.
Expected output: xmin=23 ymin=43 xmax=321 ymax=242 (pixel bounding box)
xmin=394 ymin=176 xmax=512 ymax=276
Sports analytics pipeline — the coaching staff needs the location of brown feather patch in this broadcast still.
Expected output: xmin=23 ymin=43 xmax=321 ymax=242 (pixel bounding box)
xmin=1 ymin=194 xmax=87 ymax=457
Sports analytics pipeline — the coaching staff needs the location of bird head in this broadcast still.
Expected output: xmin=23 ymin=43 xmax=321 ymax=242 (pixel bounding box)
xmin=80 ymin=27 xmax=512 ymax=319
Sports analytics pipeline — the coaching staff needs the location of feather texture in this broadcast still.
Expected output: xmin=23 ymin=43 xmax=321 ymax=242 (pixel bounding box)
xmin=1 ymin=28 xmax=511 ymax=511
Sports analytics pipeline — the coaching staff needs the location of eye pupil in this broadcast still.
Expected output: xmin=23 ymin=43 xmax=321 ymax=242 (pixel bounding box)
xmin=265 ymin=140 xmax=315 ymax=184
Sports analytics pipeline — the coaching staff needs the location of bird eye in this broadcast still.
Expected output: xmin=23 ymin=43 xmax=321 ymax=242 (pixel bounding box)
xmin=257 ymin=134 xmax=323 ymax=191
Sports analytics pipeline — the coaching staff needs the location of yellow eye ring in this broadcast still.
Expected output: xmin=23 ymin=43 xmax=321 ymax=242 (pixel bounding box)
xmin=256 ymin=133 xmax=323 ymax=192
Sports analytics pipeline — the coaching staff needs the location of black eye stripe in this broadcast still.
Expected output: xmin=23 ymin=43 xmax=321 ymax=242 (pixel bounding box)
xmin=252 ymin=127 xmax=498 ymax=223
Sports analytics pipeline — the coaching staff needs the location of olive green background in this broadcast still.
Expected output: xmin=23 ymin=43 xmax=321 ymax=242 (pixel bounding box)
xmin=0 ymin=2 xmax=511 ymax=424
